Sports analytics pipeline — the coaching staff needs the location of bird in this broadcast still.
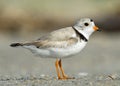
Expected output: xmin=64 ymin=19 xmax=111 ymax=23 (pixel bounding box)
xmin=10 ymin=18 xmax=100 ymax=80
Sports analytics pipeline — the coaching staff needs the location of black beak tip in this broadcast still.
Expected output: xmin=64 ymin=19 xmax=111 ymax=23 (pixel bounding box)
xmin=97 ymin=29 xmax=101 ymax=32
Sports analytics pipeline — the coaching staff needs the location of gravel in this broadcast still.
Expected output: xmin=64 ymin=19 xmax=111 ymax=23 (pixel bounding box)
xmin=0 ymin=73 xmax=120 ymax=86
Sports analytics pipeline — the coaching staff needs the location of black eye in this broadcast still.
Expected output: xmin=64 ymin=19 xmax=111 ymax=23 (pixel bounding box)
xmin=84 ymin=23 xmax=89 ymax=26
xmin=90 ymin=19 xmax=93 ymax=22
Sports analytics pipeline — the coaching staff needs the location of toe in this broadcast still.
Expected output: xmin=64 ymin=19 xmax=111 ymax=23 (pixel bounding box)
xmin=58 ymin=76 xmax=75 ymax=80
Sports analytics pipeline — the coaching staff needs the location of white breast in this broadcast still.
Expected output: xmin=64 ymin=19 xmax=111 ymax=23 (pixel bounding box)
xmin=48 ymin=40 xmax=87 ymax=58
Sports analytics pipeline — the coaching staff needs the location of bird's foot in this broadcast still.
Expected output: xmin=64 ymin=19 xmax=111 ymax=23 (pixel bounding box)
xmin=58 ymin=75 xmax=75 ymax=80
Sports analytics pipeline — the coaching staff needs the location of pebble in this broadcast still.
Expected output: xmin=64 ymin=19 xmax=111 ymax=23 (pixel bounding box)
xmin=78 ymin=72 xmax=88 ymax=76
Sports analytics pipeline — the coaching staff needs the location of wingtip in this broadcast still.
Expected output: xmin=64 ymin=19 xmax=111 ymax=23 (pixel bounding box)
xmin=10 ymin=43 xmax=22 ymax=47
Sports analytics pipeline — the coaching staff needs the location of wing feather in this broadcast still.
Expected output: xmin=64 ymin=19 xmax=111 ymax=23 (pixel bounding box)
xmin=23 ymin=27 xmax=79 ymax=48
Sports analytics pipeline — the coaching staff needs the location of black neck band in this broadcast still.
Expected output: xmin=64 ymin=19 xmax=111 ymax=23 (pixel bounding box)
xmin=72 ymin=26 xmax=88 ymax=42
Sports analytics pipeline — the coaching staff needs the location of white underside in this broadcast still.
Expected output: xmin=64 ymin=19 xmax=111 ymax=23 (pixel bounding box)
xmin=22 ymin=40 xmax=87 ymax=58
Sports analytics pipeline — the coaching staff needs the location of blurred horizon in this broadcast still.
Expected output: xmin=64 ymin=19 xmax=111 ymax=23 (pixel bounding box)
xmin=0 ymin=0 xmax=119 ymax=37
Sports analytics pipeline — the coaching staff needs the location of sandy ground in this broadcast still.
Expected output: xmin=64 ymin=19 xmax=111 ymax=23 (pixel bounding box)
xmin=0 ymin=73 xmax=120 ymax=86
xmin=0 ymin=32 xmax=120 ymax=86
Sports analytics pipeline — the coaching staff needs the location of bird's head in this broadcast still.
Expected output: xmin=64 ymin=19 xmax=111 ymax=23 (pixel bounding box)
xmin=73 ymin=18 xmax=100 ymax=39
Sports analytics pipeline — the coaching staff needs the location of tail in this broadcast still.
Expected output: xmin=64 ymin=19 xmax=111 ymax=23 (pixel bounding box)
xmin=10 ymin=43 xmax=23 ymax=47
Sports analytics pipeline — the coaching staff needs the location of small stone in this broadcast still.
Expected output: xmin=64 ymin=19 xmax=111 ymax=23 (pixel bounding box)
xmin=78 ymin=72 xmax=88 ymax=76
xmin=40 ymin=74 xmax=45 ymax=77
xmin=107 ymin=74 xmax=119 ymax=80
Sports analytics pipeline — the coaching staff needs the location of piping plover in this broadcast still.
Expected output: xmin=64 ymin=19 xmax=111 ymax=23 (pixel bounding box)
xmin=10 ymin=18 xmax=100 ymax=80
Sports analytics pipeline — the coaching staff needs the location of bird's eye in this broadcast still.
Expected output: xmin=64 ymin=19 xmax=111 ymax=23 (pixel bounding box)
xmin=90 ymin=19 xmax=93 ymax=22
xmin=84 ymin=23 xmax=89 ymax=26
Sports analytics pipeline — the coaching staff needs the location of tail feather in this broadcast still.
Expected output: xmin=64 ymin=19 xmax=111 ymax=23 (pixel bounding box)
xmin=10 ymin=43 xmax=23 ymax=47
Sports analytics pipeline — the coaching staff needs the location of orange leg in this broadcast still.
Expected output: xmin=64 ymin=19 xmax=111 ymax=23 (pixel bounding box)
xmin=55 ymin=59 xmax=62 ymax=79
xmin=58 ymin=59 xmax=68 ymax=79
xmin=58 ymin=59 xmax=75 ymax=79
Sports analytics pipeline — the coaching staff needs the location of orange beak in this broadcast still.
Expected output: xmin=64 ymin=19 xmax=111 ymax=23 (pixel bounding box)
xmin=93 ymin=26 xmax=101 ymax=31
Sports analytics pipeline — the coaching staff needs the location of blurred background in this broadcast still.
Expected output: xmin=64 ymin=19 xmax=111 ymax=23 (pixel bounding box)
xmin=0 ymin=0 xmax=120 ymax=76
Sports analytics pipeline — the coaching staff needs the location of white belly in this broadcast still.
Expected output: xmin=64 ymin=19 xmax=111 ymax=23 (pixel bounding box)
xmin=23 ymin=40 xmax=87 ymax=58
